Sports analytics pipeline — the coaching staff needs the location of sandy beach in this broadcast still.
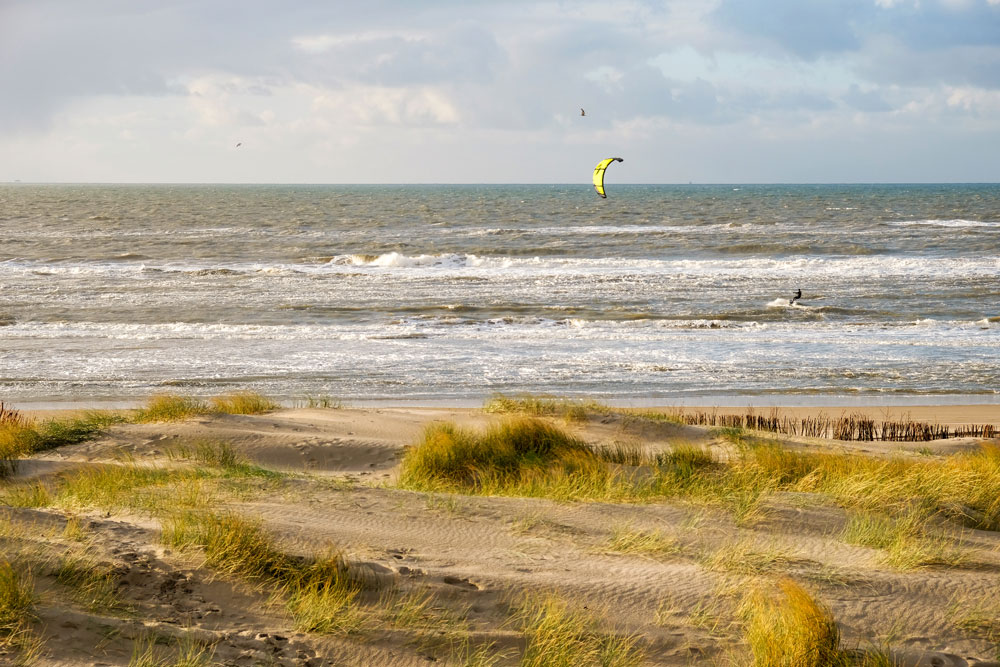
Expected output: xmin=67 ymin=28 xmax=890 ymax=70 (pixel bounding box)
xmin=2 ymin=400 xmax=1000 ymax=666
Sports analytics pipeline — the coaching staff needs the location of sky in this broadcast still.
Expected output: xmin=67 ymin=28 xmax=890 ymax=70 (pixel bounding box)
xmin=2 ymin=0 xmax=999 ymax=183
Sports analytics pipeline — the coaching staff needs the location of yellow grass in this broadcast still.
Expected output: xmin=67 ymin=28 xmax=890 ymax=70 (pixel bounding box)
xmin=209 ymin=391 xmax=279 ymax=415
xmin=132 ymin=394 xmax=209 ymax=422
xmin=0 ymin=559 xmax=36 ymax=648
xmin=741 ymin=579 xmax=842 ymax=667
xmin=515 ymin=592 xmax=644 ymax=667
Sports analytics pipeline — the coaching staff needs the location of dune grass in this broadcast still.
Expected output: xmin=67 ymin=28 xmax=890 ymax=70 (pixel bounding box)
xmin=169 ymin=440 xmax=282 ymax=480
xmin=209 ymin=391 xmax=279 ymax=415
xmin=0 ymin=559 xmax=36 ymax=649
xmin=483 ymin=394 xmax=608 ymax=423
xmin=398 ymin=416 xmax=1000 ymax=547
xmin=54 ymin=552 xmax=125 ymax=614
xmin=841 ymin=511 xmax=971 ymax=570
xmin=161 ymin=512 xmax=369 ymax=635
xmin=740 ymin=579 xmax=894 ymax=666
xmin=703 ymin=538 xmax=795 ymax=575
xmin=132 ymin=394 xmax=210 ymax=423
xmin=132 ymin=391 xmax=280 ymax=423
xmin=741 ymin=579 xmax=842 ymax=666
xmin=398 ymin=417 xmax=661 ymax=502
xmin=514 ymin=592 xmax=644 ymax=667
xmin=605 ymin=526 xmax=683 ymax=560
xmin=128 ymin=633 xmax=216 ymax=667
xmin=1 ymin=408 xmax=127 ymax=478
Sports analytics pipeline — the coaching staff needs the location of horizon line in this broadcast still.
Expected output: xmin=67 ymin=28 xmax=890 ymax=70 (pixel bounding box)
xmin=3 ymin=181 xmax=999 ymax=187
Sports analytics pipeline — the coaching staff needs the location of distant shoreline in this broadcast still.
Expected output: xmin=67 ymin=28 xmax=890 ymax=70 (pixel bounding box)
xmin=15 ymin=397 xmax=1000 ymax=428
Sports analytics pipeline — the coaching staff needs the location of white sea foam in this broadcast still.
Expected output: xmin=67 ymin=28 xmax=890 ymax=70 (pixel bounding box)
xmin=889 ymin=219 xmax=1000 ymax=228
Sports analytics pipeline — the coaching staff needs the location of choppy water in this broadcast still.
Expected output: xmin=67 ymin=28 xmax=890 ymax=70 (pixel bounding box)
xmin=1 ymin=183 xmax=998 ymax=406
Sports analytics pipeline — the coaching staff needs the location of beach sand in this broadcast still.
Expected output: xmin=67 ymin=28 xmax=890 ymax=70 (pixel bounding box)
xmin=3 ymin=404 xmax=1000 ymax=666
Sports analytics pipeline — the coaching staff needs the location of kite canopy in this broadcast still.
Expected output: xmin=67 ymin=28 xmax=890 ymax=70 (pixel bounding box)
xmin=593 ymin=157 xmax=623 ymax=198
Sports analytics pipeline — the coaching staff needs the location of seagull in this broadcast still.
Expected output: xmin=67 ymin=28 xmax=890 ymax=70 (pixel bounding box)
xmin=235 ymin=142 xmax=242 ymax=148
xmin=580 ymin=108 xmax=586 ymax=116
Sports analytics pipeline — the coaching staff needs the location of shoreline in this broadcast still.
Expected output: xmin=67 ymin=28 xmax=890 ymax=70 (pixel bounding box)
xmin=12 ymin=399 xmax=1000 ymax=429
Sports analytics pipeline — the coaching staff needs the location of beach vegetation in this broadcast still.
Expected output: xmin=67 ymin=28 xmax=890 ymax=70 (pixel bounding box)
xmin=297 ymin=395 xmax=344 ymax=409
xmin=1 ymin=407 xmax=125 ymax=477
xmin=209 ymin=391 xmax=279 ymax=415
xmin=128 ymin=633 xmax=216 ymax=667
xmin=0 ymin=482 xmax=51 ymax=509
xmin=514 ymin=592 xmax=644 ymax=667
xmin=841 ymin=511 xmax=972 ymax=570
xmin=398 ymin=417 xmax=658 ymax=501
xmin=703 ymin=538 xmax=795 ymax=575
xmin=740 ymin=578 xmax=842 ymax=666
xmin=54 ymin=552 xmax=125 ymax=614
xmin=169 ymin=440 xmax=282 ymax=480
xmin=740 ymin=578 xmax=895 ymax=666
xmin=605 ymin=526 xmax=683 ymax=559
xmin=0 ymin=558 xmax=36 ymax=650
xmin=132 ymin=394 xmax=209 ymax=423
xmin=483 ymin=394 xmax=608 ymax=422
xmin=398 ymin=418 xmax=1000 ymax=541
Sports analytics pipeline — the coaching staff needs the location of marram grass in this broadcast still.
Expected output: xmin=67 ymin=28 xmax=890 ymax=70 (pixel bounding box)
xmin=209 ymin=391 xmax=279 ymax=415
xmin=0 ymin=559 xmax=36 ymax=647
xmin=398 ymin=417 xmax=663 ymax=501
xmin=740 ymin=579 xmax=894 ymax=666
xmin=515 ymin=592 xmax=644 ymax=667
xmin=483 ymin=393 xmax=608 ymax=422
xmin=132 ymin=394 xmax=209 ymax=423
xmin=132 ymin=391 xmax=280 ymax=422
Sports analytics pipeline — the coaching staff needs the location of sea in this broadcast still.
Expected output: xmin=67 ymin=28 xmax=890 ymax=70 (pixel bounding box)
xmin=1 ymin=183 xmax=998 ymax=408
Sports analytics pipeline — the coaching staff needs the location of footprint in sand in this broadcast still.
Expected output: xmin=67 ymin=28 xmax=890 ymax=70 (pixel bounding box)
xmin=443 ymin=575 xmax=480 ymax=590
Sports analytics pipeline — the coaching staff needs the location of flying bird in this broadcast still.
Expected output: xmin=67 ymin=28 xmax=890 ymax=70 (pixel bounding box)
xmin=235 ymin=142 xmax=242 ymax=148
xmin=580 ymin=108 xmax=586 ymax=116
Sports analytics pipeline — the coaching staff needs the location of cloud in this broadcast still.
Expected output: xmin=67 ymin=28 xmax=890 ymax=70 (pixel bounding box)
xmin=1 ymin=0 xmax=999 ymax=182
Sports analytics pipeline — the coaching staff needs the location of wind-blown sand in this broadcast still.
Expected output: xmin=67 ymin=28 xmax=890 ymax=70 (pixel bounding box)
xmin=3 ymin=404 xmax=1000 ymax=666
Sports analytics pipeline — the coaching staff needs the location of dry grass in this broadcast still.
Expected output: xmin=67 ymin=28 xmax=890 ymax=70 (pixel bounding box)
xmin=703 ymin=538 xmax=795 ymax=575
xmin=514 ymin=592 xmax=644 ymax=667
xmin=740 ymin=579 xmax=897 ymax=666
xmin=170 ymin=440 xmax=282 ymax=479
xmin=1 ymin=408 xmax=125 ymax=478
xmin=605 ymin=526 xmax=683 ymax=559
xmin=841 ymin=511 xmax=972 ymax=570
xmin=162 ymin=512 xmax=370 ymax=636
xmin=209 ymin=391 xmax=279 ymax=415
xmin=483 ymin=394 xmax=608 ymax=423
xmin=132 ymin=394 xmax=210 ymax=423
xmin=54 ymin=552 xmax=125 ymax=614
xmin=399 ymin=417 xmax=697 ymax=502
xmin=741 ymin=579 xmax=842 ymax=666
xmin=0 ymin=558 xmax=36 ymax=650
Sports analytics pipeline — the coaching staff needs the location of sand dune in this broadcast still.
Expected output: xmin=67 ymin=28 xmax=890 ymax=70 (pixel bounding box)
xmin=2 ymin=405 xmax=1000 ymax=666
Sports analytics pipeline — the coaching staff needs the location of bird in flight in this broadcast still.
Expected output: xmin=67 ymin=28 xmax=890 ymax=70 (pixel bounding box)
xmin=580 ymin=108 xmax=586 ymax=116
xmin=235 ymin=142 xmax=242 ymax=148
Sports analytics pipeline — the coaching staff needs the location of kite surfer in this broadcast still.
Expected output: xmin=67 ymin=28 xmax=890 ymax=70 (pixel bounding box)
xmin=789 ymin=289 xmax=802 ymax=306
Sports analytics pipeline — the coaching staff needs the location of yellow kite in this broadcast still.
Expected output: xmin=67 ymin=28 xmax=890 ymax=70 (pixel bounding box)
xmin=593 ymin=157 xmax=623 ymax=198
